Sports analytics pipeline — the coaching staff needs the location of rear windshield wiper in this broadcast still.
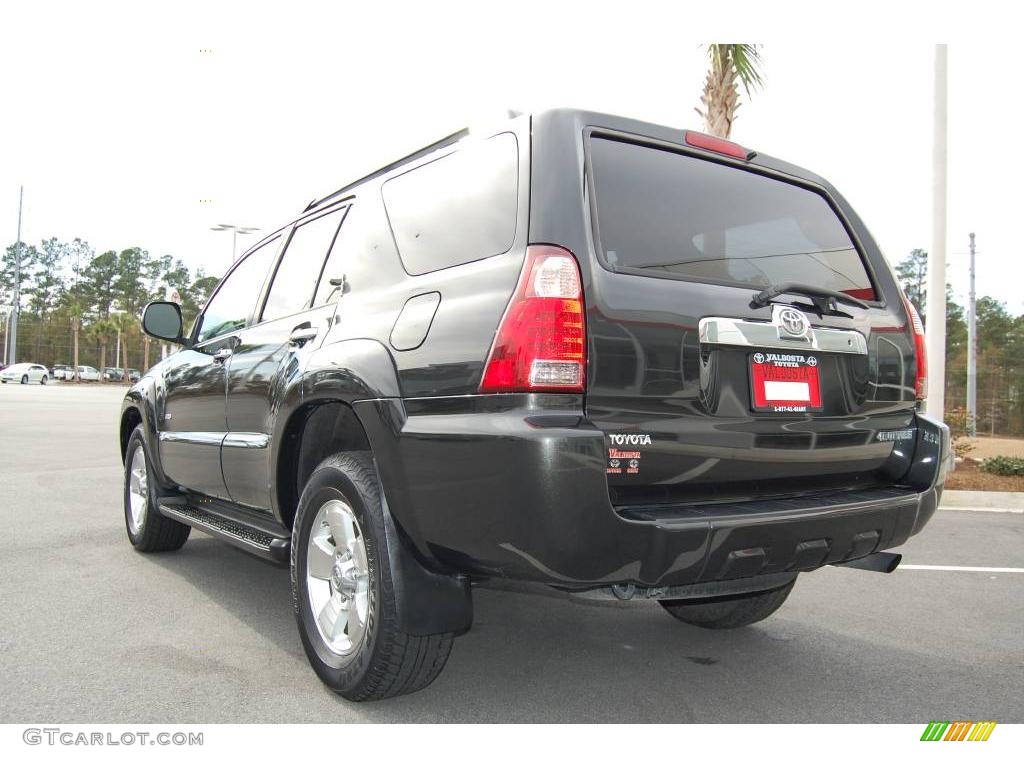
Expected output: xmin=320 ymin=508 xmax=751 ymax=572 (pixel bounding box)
xmin=751 ymin=282 xmax=870 ymax=312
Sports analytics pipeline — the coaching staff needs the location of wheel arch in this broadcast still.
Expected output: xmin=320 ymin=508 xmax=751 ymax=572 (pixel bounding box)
xmin=274 ymin=338 xmax=403 ymax=530
xmin=118 ymin=378 xmax=174 ymax=487
xmin=275 ymin=338 xmax=472 ymax=636
xmin=276 ymin=400 xmax=371 ymax=533
xmin=119 ymin=406 xmax=143 ymax=461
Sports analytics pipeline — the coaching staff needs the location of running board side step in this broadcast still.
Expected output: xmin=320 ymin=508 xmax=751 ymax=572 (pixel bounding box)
xmin=157 ymin=499 xmax=290 ymax=565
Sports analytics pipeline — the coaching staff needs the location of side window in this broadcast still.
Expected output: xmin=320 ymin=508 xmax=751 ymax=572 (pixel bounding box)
xmin=196 ymin=237 xmax=279 ymax=343
xmin=382 ymin=132 xmax=519 ymax=275
xmin=313 ymin=207 xmax=361 ymax=305
xmin=261 ymin=208 xmax=347 ymax=322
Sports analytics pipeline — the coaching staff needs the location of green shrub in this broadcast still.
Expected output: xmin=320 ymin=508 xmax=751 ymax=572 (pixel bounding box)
xmin=980 ymin=456 xmax=1024 ymax=476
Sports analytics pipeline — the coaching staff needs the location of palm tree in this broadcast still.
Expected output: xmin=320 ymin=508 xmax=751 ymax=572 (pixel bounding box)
xmin=113 ymin=312 xmax=137 ymax=380
xmin=696 ymin=44 xmax=764 ymax=138
xmin=69 ymin=304 xmax=83 ymax=382
xmin=87 ymin=318 xmax=117 ymax=375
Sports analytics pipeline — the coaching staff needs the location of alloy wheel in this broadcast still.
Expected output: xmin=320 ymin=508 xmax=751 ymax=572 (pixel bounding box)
xmin=127 ymin=444 xmax=149 ymax=534
xmin=305 ymin=499 xmax=370 ymax=656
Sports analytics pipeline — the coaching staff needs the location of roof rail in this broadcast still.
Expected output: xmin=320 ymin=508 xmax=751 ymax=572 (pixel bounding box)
xmin=304 ymin=127 xmax=470 ymax=212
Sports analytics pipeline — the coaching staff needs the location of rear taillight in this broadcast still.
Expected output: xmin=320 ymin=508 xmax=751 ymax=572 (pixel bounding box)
xmin=480 ymin=245 xmax=586 ymax=393
xmin=902 ymin=293 xmax=928 ymax=400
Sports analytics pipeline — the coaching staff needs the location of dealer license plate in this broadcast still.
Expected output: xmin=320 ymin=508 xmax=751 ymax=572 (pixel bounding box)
xmin=750 ymin=351 xmax=823 ymax=413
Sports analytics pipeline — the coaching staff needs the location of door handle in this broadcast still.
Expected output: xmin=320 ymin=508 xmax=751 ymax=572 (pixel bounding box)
xmin=213 ymin=348 xmax=233 ymax=363
xmin=289 ymin=327 xmax=319 ymax=346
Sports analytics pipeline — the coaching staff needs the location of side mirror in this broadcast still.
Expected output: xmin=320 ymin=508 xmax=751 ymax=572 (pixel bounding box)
xmin=142 ymin=301 xmax=187 ymax=344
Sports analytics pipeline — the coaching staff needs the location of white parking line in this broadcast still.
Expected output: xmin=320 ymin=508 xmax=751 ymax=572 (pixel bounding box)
xmin=898 ymin=565 xmax=1024 ymax=573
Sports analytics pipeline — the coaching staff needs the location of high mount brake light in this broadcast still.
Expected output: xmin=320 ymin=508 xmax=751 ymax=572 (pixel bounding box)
xmin=684 ymin=130 xmax=749 ymax=160
xmin=901 ymin=292 xmax=928 ymax=400
xmin=480 ymin=245 xmax=586 ymax=393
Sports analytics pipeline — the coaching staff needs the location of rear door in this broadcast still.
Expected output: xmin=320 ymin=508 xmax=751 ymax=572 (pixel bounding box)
xmin=221 ymin=204 xmax=350 ymax=512
xmin=583 ymin=133 xmax=919 ymax=507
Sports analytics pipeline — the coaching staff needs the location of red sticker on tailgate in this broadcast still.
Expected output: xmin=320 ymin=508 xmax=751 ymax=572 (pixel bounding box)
xmin=750 ymin=351 xmax=822 ymax=413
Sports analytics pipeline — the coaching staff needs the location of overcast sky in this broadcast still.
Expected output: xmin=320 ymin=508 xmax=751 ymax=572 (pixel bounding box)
xmin=2 ymin=2 xmax=1020 ymax=314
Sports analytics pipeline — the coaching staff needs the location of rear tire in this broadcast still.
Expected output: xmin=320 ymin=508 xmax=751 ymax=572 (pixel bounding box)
xmin=292 ymin=451 xmax=454 ymax=701
xmin=123 ymin=426 xmax=190 ymax=552
xmin=659 ymin=579 xmax=796 ymax=629
xmin=40 ymin=375 xmax=47 ymax=385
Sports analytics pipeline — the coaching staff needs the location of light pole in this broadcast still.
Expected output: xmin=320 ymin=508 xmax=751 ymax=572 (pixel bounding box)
xmin=8 ymin=186 xmax=23 ymax=365
xmin=925 ymin=44 xmax=948 ymax=422
xmin=210 ymin=224 xmax=260 ymax=270
xmin=967 ymin=232 xmax=977 ymax=436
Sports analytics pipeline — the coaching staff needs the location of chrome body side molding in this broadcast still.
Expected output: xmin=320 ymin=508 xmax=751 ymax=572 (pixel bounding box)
xmin=158 ymin=431 xmax=225 ymax=446
xmin=157 ymin=431 xmax=269 ymax=449
xmin=223 ymin=432 xmax=270 ymax=449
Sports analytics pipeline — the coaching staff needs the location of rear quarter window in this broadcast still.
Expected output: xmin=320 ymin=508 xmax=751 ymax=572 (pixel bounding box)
xmin=382 ymin=132 xmax=519 ymax=275
xmin=589 ymin=137 xmax=876 ymax=300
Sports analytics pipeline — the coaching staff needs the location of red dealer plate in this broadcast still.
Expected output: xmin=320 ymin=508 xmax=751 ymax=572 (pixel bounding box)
xmin=750 ymin=351 xmax=823 ymax=413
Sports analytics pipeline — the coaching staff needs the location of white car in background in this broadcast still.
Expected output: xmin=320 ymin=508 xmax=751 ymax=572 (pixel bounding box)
xmin=76 ymin=365 xmax=101 ymax=382
xmin=1 ymin=363 xmax=50 ymax=384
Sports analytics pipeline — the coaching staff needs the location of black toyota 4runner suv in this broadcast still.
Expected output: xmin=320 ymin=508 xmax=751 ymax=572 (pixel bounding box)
xmin=121 ymin=109 xmax=949 ymax=700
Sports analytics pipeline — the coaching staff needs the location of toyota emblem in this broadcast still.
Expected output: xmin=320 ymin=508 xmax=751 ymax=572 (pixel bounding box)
xmin=779 ymin=308 xmax=808 ymax=336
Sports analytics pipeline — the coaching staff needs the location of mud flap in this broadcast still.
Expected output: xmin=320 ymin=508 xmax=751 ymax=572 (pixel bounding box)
xmin=378 ymin=474 xmax=473 ymax=637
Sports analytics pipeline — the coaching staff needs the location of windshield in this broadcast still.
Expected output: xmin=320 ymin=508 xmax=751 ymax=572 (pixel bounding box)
xmin=589 ymin=137 xmax=876 ymax=299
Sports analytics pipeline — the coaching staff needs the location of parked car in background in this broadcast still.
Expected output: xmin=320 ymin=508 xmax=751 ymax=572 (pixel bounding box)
xmin=52 ymin=364 xmax=72 ymax=380
xmin=103 ymin=367 xmax=125 ymax=382
xmin=1 ymin=362 xmax=50 ymax=384
xmin=127 ymin=368 xmax=141 ymax=382
xmin=76 ymin=365 xmax=100 ymax=382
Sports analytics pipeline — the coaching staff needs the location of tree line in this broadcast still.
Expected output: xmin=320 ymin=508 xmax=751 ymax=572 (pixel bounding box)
xmin=1 ymin=237 xmax=218 ymax=377
xmin=896 ymin=248 xmax=1024 ymax=437
xmin=3 ymin=237 xmax=1021 ymax=437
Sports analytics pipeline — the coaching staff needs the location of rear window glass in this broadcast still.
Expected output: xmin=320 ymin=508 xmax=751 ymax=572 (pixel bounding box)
xmin=382 ymin=132 xmax=518 ymax=275
xmin=589 ymin=137 xmax=876 ymax=299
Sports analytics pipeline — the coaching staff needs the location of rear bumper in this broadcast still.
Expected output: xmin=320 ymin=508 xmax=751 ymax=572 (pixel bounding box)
xmin=360 ymin=395 xmax=949 ymax=588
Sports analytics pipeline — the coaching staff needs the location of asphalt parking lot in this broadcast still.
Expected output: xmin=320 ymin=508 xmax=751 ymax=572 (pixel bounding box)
xmin=1 ymin=382 xmax=1021 ymax=723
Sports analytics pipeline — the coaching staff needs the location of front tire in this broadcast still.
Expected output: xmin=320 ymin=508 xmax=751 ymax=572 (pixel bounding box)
xmin=123 ymin=426 xmax=190 ymax=552
xmin=292 ymin=452 xmax=454 ymax=701
xmin=659 ymin=579 xmax=796 ymax=629
xmin=20 ymin=374 xmax=28 ymax=384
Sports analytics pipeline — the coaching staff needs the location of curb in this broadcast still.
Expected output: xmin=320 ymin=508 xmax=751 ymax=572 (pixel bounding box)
xmin=939 ymin=506 xmax=1022 ymax=514
xmin=939 ymin=490 xmax=1024 ymax=514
